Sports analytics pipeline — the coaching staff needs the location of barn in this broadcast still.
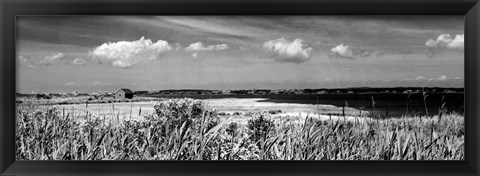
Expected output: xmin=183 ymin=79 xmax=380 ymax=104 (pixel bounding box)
xmin=115 ymin=88 xmax=134 ymax=100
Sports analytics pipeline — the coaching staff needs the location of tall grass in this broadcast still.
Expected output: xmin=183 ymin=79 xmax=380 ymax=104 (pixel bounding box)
xmin=16 ymin=98 xmax=464 ymax=160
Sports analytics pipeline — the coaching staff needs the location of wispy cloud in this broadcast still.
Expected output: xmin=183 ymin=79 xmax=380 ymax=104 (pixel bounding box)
xmin=330 ymin=44 xmax=374 ymax=59
xmin=158 ymin=17 xmax=262 ymax=39
xmin=185 ymin=42 xmax=228 ymax=52
xmin=16 ymin=16 xmax=465 ymax=92
xmin=92 ymin=81 xmax=105 ymax=86
xmin=64 ymin=81 xmax=78 ymax=86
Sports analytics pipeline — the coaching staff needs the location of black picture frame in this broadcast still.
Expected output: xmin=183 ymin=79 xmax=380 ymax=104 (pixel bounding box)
xmin=1 ymin=0 xmax=479 ymax=175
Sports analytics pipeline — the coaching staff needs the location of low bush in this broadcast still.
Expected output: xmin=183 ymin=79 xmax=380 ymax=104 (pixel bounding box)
xmin=247 ymin=115 xmax=275 ymax=143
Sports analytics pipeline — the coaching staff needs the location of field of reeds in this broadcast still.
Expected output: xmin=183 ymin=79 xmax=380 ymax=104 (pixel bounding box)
xmin=16 ymin=98 xmax=464 ymax=160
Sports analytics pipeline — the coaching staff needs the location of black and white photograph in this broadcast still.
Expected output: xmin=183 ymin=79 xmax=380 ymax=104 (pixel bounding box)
xmin=15 ymin=16 xmax=464 ymax=160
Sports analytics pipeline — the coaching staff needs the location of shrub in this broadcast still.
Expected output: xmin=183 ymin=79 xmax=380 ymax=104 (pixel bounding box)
xmin=247 ymin=115 xmax=275 ymax=143
xmin=268 ymin=109 xmax=282 ymax=114
xmin=226 ymin=122 xmax=238 ymax=137
xmin=153 ymin=98 xmax=207 ymax=130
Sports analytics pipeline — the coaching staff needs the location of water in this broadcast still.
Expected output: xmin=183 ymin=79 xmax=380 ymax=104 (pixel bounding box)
xmin=52 ymin=93 xmax=464 ymax=120
xmin=150 ymin=93 xmax=464 ymax=117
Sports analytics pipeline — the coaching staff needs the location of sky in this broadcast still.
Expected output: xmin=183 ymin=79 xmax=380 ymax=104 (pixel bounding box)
xmin=16 ymin=16 xmax=464 ymax=93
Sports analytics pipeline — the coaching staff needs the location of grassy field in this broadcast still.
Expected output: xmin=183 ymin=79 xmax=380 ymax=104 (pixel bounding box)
xmin=16 ymin=98 xmax=464 ymax=160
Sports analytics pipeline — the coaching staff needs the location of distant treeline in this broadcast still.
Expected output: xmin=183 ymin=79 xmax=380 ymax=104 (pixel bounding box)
xmin=142 ymin=87 xmax=464 ymax=96
xmin=16 ymin=87 xmax=464 ymax=98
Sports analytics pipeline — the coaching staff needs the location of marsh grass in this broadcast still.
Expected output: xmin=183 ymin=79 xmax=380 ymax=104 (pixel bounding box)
xmin=16 ymin=98 xmax=464 ymax=160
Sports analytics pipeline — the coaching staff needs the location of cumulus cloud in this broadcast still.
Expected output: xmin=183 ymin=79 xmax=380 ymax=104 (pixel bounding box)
xmin=17 ymin=55 xmax=37 ymax=68
xmin=448 ymin=34 xmax=464 ymax=50
xmin=185 ymin=42 xmax=229 ymax=52
xmin=434 ymin=75 xmax=448 ymax=81
xmin=330 ymin=44 xmax=374 ymax=59
xmin=263 ymin=38 xmax=313 ymax=63
xmin=41 ymin=53 xmax=65 ymax=65
xmin=425 ymin=34 xmax=464 ymax=52
xmin=90 ymin=36 xmax=172 ymax=68
xmin=411 ymin=75 xmax=451 ymax=82
xmin=72 ymin=58 xmax=87 ymax=65
xmin=330 ymin=44 xmax=353 ymax=59
xmin=18 ymin=55 xmax=28 ymax=63
xmin=415 ymin=76 xmax=427 ymax=80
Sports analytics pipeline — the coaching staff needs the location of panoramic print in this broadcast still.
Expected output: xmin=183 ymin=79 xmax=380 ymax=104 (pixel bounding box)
xmin=16 ymin=16 xmax=464 ymax=160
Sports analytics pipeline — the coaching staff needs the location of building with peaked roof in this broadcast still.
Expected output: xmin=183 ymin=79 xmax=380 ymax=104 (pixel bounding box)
xmin=115 ymin=88 xmax=134 ymax=100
